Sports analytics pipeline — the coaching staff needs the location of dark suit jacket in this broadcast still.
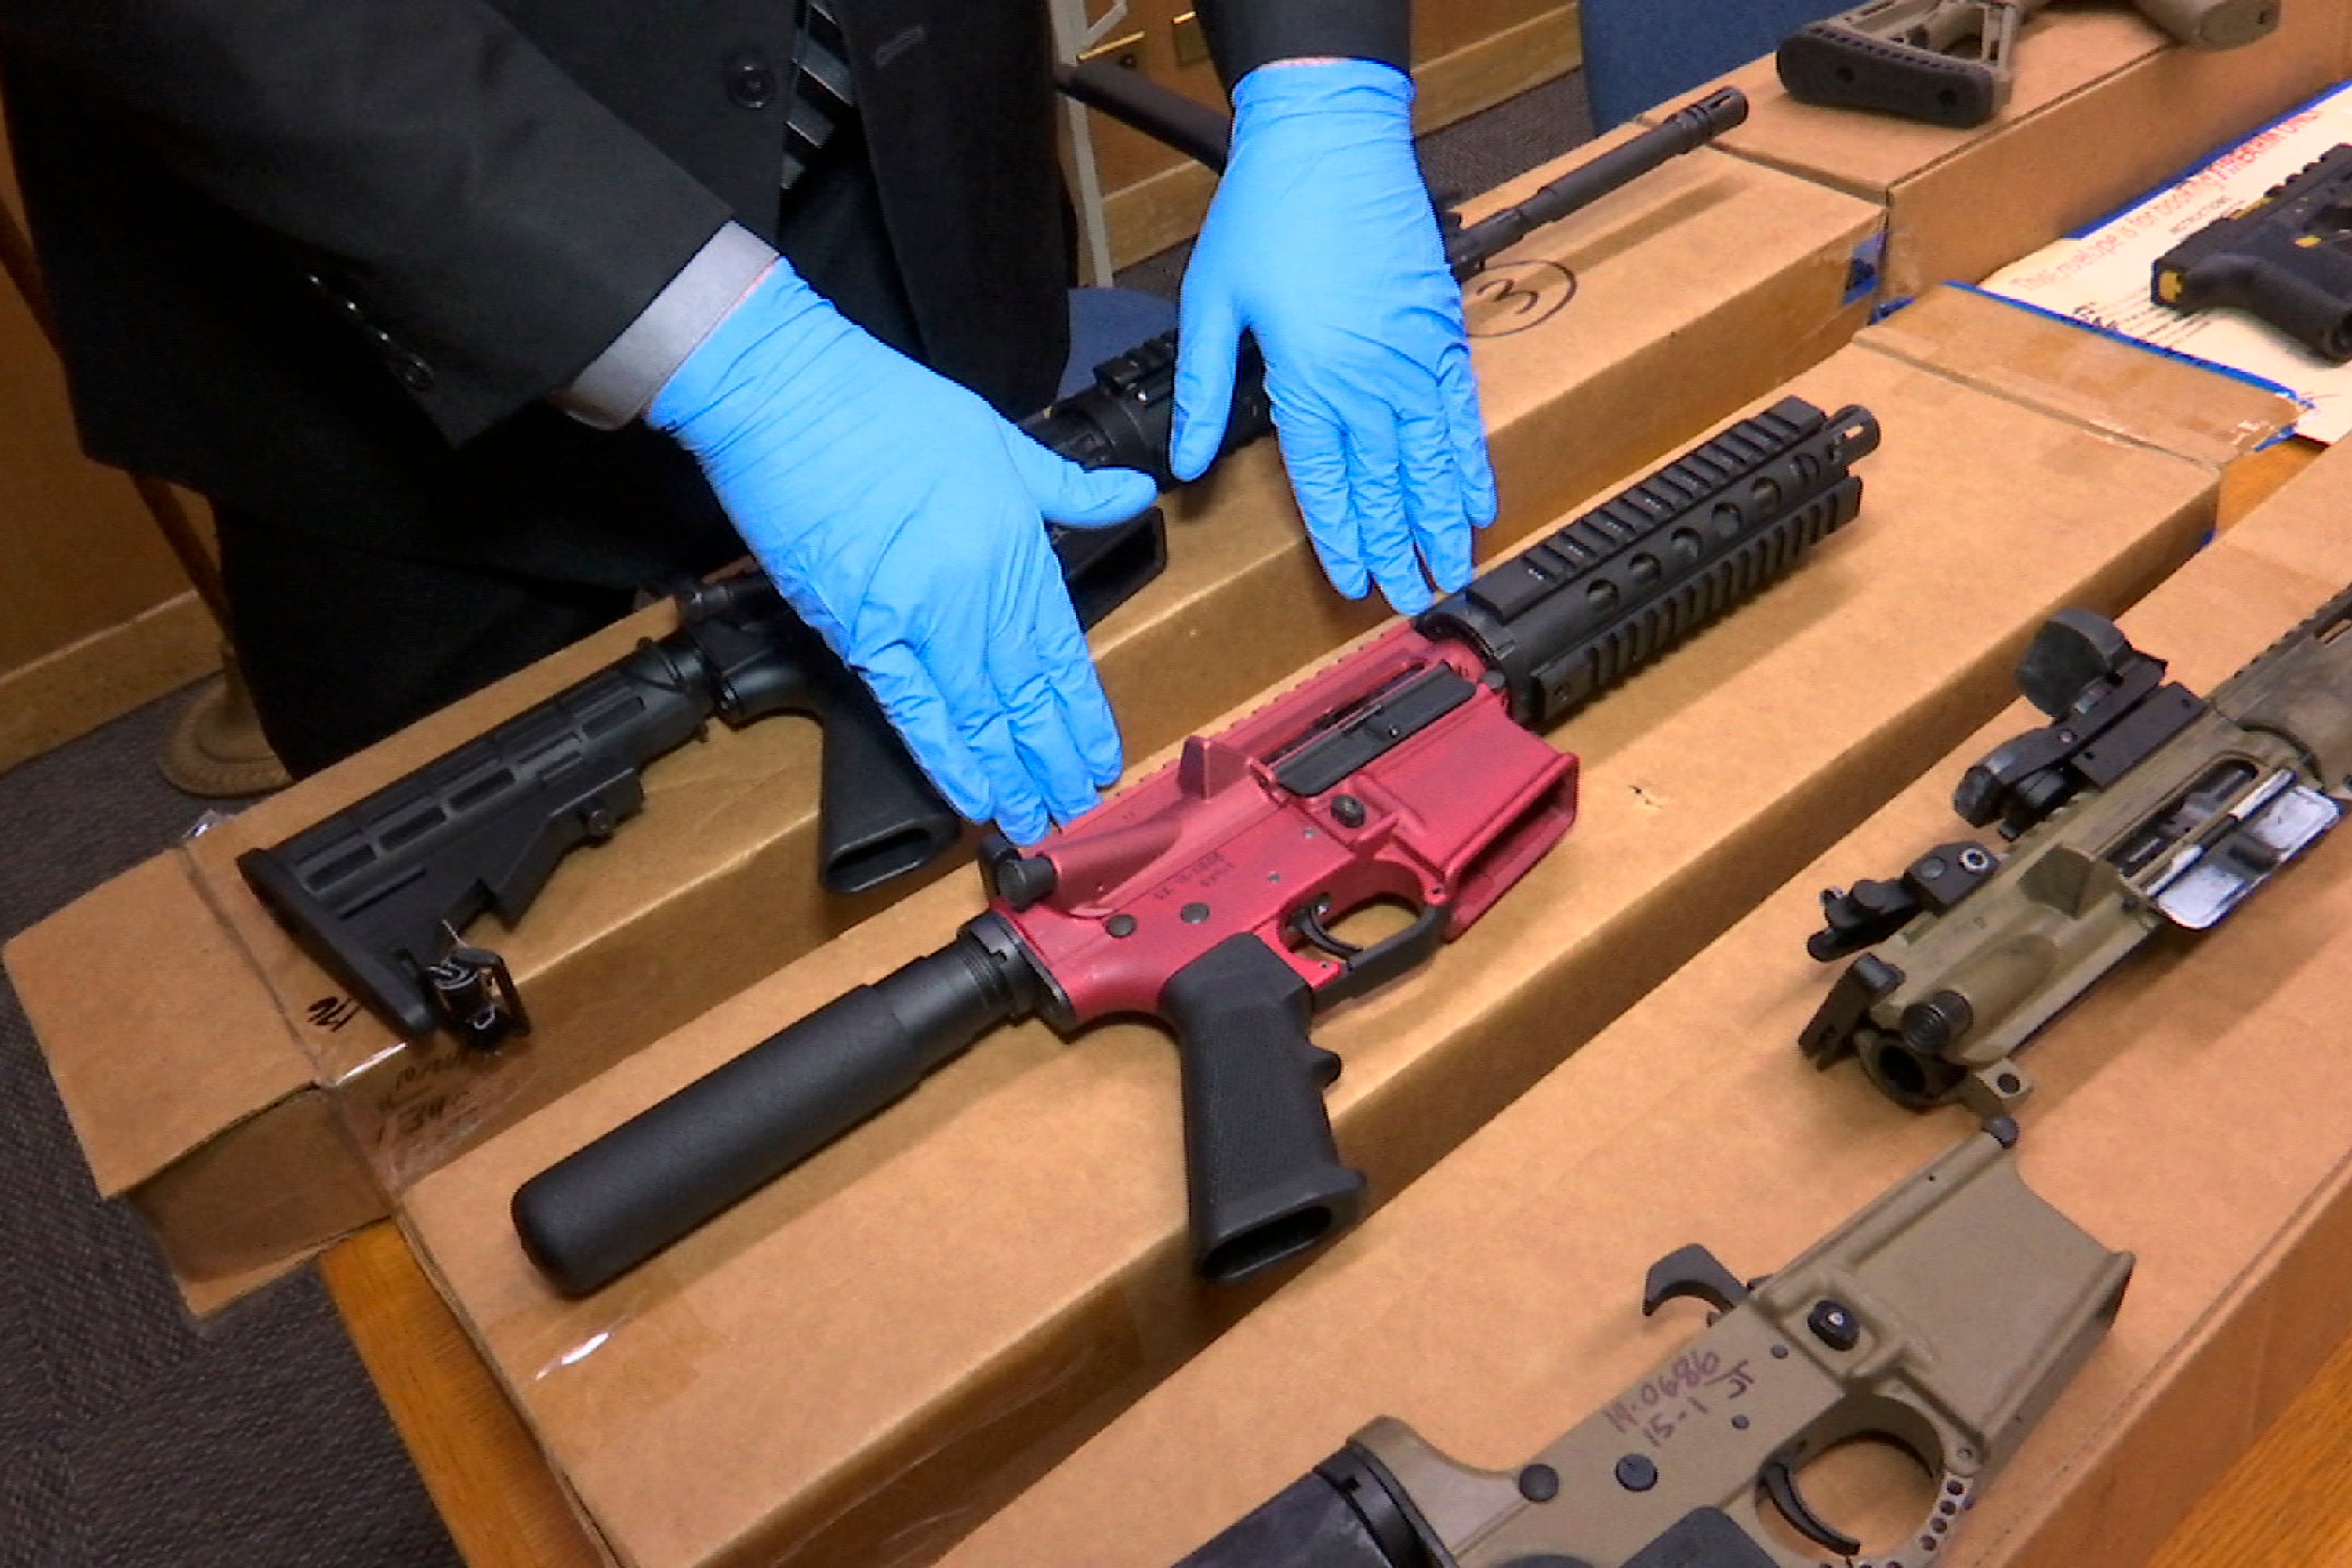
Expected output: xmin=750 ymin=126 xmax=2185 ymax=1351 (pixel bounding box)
xmin=0 ymin=0 xmax=1406 ymax=583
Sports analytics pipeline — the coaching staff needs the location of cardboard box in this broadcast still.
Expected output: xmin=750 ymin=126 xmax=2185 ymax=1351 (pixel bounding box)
xmin=7 ymin=135 xmax=1889 ymax=1310
xmin=398 ymin=307 xmax=2273 ymax=1568
xmin=939 ymin=432 xmax=2352 ymax=1568
xmin=1657 ymin=1 xmax=2352 ymax=303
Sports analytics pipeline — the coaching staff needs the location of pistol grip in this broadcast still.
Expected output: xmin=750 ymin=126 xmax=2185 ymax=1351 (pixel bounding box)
xmin=2172 ymin=254 xmax=2352 ymax=364
xmin=811 ymin=670 xmax=963 ymax=895
xmin=1161 ymin=935 xmax=1367 ymax=1285
xmin=1051 ymin=507 xmax=1171 ymax=632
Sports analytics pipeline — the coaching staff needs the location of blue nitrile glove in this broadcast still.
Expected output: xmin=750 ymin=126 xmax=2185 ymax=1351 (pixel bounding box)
xmin=649 ymin=263 xmax=1157 ymax=844
xmin=1171 ymin=59 xmax=1497 ymax=617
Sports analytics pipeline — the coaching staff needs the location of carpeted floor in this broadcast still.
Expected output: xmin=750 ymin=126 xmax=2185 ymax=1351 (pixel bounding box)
xmin=0 ymin=694 xmax=461 ymax=1568
xmin=0 ymin=68 xmax=1592 ymax=1568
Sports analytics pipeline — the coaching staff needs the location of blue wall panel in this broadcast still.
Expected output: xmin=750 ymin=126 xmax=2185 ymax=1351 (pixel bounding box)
xmin=1581 ymin=0 xmax=1852 ymax=128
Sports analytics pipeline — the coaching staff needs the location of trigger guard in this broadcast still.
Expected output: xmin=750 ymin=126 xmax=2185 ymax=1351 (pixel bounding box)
xmin=1910 ymin=1476 xmax=1985 ymax=1561
xmin=1759 ymin=1458 xmax=1860 ymax=1559
xmin=1885 ymin=1468 xmax=1979 ymax=1565
xmin=1756 ymin=1458 xmax=1980 ymax=1566
xmin=1311 ymin=899 xmax=1451 ymax=1011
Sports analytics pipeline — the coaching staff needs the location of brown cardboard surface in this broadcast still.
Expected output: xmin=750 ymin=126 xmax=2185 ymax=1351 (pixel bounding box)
xmin=1864 ymin=288 xmax=2299 ymax=466
xmin=9 ymin=140 xmax=1886 ymax=1305
xmin=941 ymin=441 xmax=2352 ymax=1568
xmin=11 ymin=852 xmax=313 ymax=1196
xmin=1661 ymin=2 xmax=2352 ymax=302
xmin=401 ymin=332 xmax=2237 ymax=1568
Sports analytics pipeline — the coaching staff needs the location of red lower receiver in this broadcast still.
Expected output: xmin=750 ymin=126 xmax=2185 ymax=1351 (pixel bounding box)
xmin=510 ymin=397 xmax=1882 ymax=1298
xmin=1001 ymin=627 xmax=1577 ymax=1024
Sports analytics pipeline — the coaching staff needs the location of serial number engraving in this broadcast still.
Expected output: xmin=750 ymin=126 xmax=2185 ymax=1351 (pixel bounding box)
xmin=1603 ymin=1355 xmax=1756 ymax=1448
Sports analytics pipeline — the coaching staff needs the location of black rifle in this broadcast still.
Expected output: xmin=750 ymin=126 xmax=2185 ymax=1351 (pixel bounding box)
xmin=236 ymin=545 xmax=1149 ymax=1051
xmin=510 ymin=397 xmax=1878 ymax=1298
xmin=240 ymin=85 xmax=1750 ymax=1051
xmin=2153 ymin=143 xmax=2352 ymax=362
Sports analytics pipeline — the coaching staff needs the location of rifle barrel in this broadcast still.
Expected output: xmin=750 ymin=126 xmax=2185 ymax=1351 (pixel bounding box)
xmin=1446 ymin=87 xmax=1749 ymax=279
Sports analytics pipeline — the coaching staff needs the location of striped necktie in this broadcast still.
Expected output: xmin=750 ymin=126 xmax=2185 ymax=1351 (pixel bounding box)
xmin=781 ymin=0 xmax=858 ymax=193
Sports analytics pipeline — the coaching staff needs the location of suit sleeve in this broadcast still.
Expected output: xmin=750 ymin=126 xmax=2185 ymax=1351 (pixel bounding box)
xmin=1193 ymin=0 xmax=1412 ymax=89
xmin=0 ymin=0 xmax=737 ymax=442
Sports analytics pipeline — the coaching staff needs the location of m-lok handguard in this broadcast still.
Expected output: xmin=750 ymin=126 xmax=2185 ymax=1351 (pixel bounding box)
xmin=1802 ymin=584 xmax=2352 ymax=1116
xmin=1173 ymin=1129 xmax=2132 ymax=1568
xmin=1779 ymin=0 xmax=2278 ymax=129
xmin=511 ymin=398 xmax=1881 ymax=1298
xmin=2153 ymin=143 xmax=2352 ymax=363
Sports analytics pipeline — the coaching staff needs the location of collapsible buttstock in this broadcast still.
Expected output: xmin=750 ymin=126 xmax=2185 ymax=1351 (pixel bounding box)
xmin=1777 ymin=22 xmax=2006 ymax=127
xmin=237 ymin=639 xmax=712 ymax=1040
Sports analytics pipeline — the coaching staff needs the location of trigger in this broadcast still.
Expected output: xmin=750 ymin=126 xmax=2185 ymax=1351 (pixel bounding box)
xmin=1292 ymin=899 xmax=1365 ymax=961
xmin=1642 ymin=1245 xmax=1752 ymax=1316
xmin=1759 ymin=1459 xmax=1862 ymax=1558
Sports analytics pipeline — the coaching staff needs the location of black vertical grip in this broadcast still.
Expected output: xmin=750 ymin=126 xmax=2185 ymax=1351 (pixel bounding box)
xmin=512 ymin=927 xmax=1029 ymax=1295
xmin=1160 ymin=935 xmax=1367 ymax=1284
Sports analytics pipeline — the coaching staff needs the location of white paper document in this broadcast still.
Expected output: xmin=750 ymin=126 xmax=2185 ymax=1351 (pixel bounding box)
xmin=1978 ymin=82 xmax=2352 ymax=444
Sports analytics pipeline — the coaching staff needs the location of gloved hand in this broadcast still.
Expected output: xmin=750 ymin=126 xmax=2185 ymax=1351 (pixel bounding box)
xmin=1172 ymin=59 xmax=1497 ymax=616
xmin=649 ymin=263 xmax=1157 ymax=844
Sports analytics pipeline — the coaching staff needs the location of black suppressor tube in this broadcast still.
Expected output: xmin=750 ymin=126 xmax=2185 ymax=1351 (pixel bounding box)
xmin=511 ymin=916 xmax=1040 ymax=1295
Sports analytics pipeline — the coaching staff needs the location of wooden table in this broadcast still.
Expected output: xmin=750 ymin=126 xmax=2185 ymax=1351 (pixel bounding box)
xmin=325 ymin=438 xmax=2343 ymax=1568
xmin=323 ymin=1202 xmax=2352 ymax=1568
